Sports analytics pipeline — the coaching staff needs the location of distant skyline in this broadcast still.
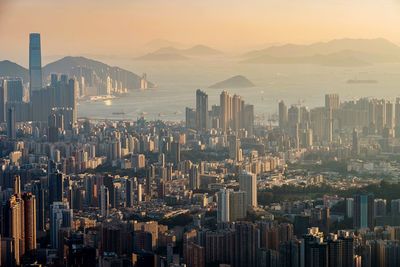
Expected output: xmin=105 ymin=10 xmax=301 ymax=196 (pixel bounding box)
xmin=1 ymin=0 xmax=400 ymax=65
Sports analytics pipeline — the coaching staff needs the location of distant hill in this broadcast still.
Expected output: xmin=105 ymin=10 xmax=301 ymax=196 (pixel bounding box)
xmin=0 ymin=60 xmax=29 ymax=82
xmin=242 ymin=38 xmax=400 ymax=66
xmin=144 ymin=39 xmax=186 ymax=50
xmin=135 ymin=52 xmax=189 ymax=61
xmin=0 ymin=56 xmax=152 ymax=89
xmin=209 ymin=75 xmax=255 ymax=89
xmin=136 ymin=44 xmax=223 ymax=61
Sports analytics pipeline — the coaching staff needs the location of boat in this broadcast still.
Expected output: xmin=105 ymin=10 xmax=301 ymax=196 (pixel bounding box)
xmin=112 ymin=111 xmax=126 ymax=115
xmin=346 ymin=79 xmax=378 ymax=84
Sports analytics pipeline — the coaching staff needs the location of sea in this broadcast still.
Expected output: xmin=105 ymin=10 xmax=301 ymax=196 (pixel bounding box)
xmin=78 ymin=57 xmax=400 ymax=124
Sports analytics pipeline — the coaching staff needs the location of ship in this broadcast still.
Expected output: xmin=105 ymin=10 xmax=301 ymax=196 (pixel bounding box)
xmin=112 ymin=111 xmax=126 ymax=115
xmin=346 ymin=79 xmax=378 ymax=84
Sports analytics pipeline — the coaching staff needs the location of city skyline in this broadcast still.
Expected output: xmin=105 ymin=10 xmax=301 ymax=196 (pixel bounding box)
xmin=3 ymin=2 xmax=400 ymax=266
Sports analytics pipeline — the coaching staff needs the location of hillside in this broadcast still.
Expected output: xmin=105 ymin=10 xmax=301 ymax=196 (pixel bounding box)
xmin=0 ymin=60 xmax=29 ymax=82
xmin=0 ymin=56 xmax=153 ymax=89
xmin=242 ymin=38 xmax=400 ymax=66
xmin=136 ymin=44 xmax=223 ymax=61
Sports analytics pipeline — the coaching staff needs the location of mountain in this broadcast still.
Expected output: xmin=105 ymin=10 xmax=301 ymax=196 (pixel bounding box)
xmin=182 ymin=45 xmax=222 ymax=56
xmin=209 ymin=75 xmax=255 ymax=89
xmin=137 ymin=44 xmax=223 ymax=61
xmin=0 ymin=56 xmax=152 ymax=89
xmin=43 ymin=56 xmax=153 ymax=89
xmin=135 ymin=52 xmax=189 ymax=61
xmin=242 ymin=38 xmax=400 ymax=66
xmin=144 ymin=39 xmax=185 ymax=50
xmin=0 ymin=60 xmax=29 ymax=82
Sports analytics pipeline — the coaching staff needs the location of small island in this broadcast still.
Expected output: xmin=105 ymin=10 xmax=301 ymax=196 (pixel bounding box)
xmin=209 ymin=75 xmax=255 ymax=89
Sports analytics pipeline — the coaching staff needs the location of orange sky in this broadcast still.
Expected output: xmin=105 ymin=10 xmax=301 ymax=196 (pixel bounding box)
xmin=1 ymin=0 xmax=400 ymax=65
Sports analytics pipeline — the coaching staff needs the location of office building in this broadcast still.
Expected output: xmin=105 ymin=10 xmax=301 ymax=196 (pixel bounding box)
xmin=196 ymin=89 xmax=208 ymax=131
xmin=29 ymin=33 xmax=42 ymax=93
xmin=238 ymin=171 xmax=257 ymax=207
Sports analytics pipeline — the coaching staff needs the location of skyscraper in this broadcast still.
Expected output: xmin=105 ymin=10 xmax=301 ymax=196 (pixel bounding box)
xmin=278 ymin=100 xmax=288 ymax=130
xmin=7 ymin=106 xmax=17 ymax=139
xmin=220 ymin=90 xmax=232 ymax=132
xmin=21 ymin=193 xmax=37 ymax=253
xmin=196 ymin=89 xmax=208 ymax=131
xmin=325 ymin=94 xmax=339 ymax=110
xmin=189 ymin=164 xmax=200 ymax=190
xmin=217 ymin=189 xmax=230 ymax=223
xmin=29 ymin=33 xmax=42 ymax=93
xmin=238 ymin=171 xmax=257 ymax=207
xmin=50 ymin=202 xmax=73 ymax=249
xmin=100 ymin=185 xmax=110 ymax=217
xmin=0 ymin=80 xmax=7 ymax=122
xmin=48 ymin=171 xmax=64 ymax=205
xmin=353 ymin=194 xmax=374 ymax=229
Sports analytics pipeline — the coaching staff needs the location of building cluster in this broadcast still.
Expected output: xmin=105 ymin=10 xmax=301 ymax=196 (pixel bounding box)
xmin=278 ymin=94 xmax=400 ymax=155
xmin=2 ymin=32 xmax=400 ymax=267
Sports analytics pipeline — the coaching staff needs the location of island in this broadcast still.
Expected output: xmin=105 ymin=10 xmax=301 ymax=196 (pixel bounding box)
xmin=209 ymin=75 xmax=255 ymax=89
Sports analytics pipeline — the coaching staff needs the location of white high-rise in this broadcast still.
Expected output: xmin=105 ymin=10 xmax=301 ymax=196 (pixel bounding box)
xmin=239 ymin=171 xmax=257 ymax=207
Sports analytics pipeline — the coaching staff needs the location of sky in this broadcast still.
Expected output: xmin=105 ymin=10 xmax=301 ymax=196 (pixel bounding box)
xmin=1 ymin=0 xmax=400 ymax=65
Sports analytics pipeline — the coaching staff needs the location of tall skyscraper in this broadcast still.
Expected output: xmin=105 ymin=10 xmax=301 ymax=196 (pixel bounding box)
xmin=189 ymin=164 xmax=200 ymax=190
xmin=0 ymin=80 xmax=7 ymax=122
xmin=220 ymin=90 xmax=232 ymax=132
xmin=29 ymin=33 xmax=42 ymax=93
xmin=50 ymin=202 xmax=73 ymax=249
xmin=21 ymin=193 xmax=37 ymax=253
xmin=100 ymin=185 xmax=110 ymax=217
xmin=217 ymin=189 xmax=230 ymax=223
xmin=238 ymin=171 xmax=257 ymax=207
xmin=353 ymin=194 xmax=374 ymax=229
xmin=279 ymin=100 xmax=288 ymax=130
xmin=325 ymin=94 xmax=339 ymax=110
xmin=196 ymin=89 xmax=208 ymax=131
xmin=3 ymin=78 xmax=24 ymax=102
xmin=48 ymin=171 xmax=64 ymax=205
xmin=7 ymin=106 xmax=17 ymax=139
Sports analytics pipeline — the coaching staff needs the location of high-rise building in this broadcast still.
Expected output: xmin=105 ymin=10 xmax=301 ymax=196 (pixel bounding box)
xmin=29 ymin=33 xmax=42 ymax=93
xmin=21 ymin=193 xmax=37 ymax=253
xmin=1 ymin=194 xmax=25 ymax=265
xmin=196 ymin=89 xmax=208 ymax=131
xmin=185 ymin=107 xmax=196 ymax=129
xmin=171 ymin=141 xmax=181 ymax=166
xmin=238 ymin=171 xmax=257 ymax=207
xmin=325 ymin=94 xmax=339 ymax=110
xmin=220 ymin=90 xmax=232 ymax=132
xmin=125 ymin=177 xmax=134 ymax=208
xmin=353 ymin=194 xmax=374 ymax=229
xmin=48 ymin=171 xmax=64 ymax=205
xmin=0 ymin=80 xmax=7 ymax=122
xmin=217 ymin=189 xmax=230 ymax=223
xmin=233 ymin=222 xmax=259 ymax=267
xmin=229 ymin=190 xmax=247 ymax=221
xmin=189 ymin=164 xmax=200 ymax=190
xmin=50 ymin=202 xmax=73 ymax=249
xmin=3 ymin=78 xmax=24 ymax=102
xmin=100 ymin=185 xmax=110 ymax=217
xmin=279 ymin=100 xmax=288 ymax=130
xmin=228 ymin=135 xmax=242 ymax=162
xmin=7 ymin=106 xmax=17 ymax=139
xmin=243 ymin=104 xmax=255 ymax=136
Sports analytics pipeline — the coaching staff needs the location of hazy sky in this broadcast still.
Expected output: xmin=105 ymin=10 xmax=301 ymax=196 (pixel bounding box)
xmin=1 ymin=0 xmax=400 ymax=65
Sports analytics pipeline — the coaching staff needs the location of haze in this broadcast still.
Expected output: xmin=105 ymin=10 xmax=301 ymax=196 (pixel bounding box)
xmin=1 ymin=0 xmax=400 ymax=65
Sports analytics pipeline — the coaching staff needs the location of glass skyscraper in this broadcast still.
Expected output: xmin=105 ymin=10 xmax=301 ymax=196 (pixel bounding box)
xmin=29 ymin=33 xmax=42 ymax=93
